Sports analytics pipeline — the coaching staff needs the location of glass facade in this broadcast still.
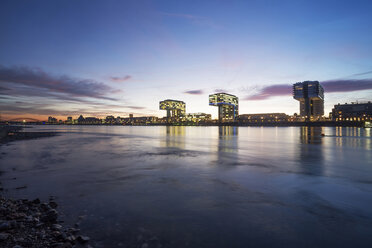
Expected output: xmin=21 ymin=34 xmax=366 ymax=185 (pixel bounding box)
xmin=209 ymin=93 xmax=239 ymax=122
xmin=293 ymin=81 xmax=324 ymax=120
xmin=159 ymin=99 xmax=186 ymax=121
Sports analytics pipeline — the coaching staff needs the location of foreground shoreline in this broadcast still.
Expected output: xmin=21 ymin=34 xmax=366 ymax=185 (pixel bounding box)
xmin=0 ymin=126 xmax=93 ymax=247
xmin=0 ymin=197 xmax=91 ymax=248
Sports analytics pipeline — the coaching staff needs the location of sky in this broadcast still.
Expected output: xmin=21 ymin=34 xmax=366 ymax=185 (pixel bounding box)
xmin=1 ymin=0 xmax=372 ymax=121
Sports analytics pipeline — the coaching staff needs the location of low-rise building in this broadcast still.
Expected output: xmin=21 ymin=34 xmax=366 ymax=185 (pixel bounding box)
xmin=184 ymin=113 xmax=212 ymax=123
xmin=332 ymin=102 xmax=372 ymax=121
xmin=238 ymin=113 xmax=289 ymax=123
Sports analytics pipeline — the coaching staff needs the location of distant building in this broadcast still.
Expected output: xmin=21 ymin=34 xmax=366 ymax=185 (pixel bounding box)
xmin=77 ymin=115 xmax=85 ymax=124
xmin=159 ymin=99 xmax=186 ymax=122
xmin=185 ymin=113 xmax=212 ymax=123
xmin=105 ymin=115 xmax=115 ymax=124
xmin=66 ymin=116 xmax=73 ymax=124
xmin=84 ymin=117 xmax=101 ymax=124
xmin=48 ymin=116 xmax=57 ymax=124
xmin=209 ymin=93 xmax=238 ymax=122
xmin=293 ymin=81 xmax=324 ymax=121
xmin=122 ymin=116 xmax=158 ymax=125
xmin=238 ymin=113 xmax=289 ymax=123
xmin=332 ymin=102 xmax=372 ymax=121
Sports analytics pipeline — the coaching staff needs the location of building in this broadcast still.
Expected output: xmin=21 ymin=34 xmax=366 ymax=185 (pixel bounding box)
xmin=66 ymin=116 xmax=73 ymax=124
xmin=184 ymin=113 xmax=212 ymax=123
xmin=238 ymin=113 xmax=289 ymax=123
xmin=209 ymin=93 xmax=238 ymax=122
xmin=159 ymin=99 xmax=186 ymax=122
xmin=293 ymin=81 xmax=324 ymax=121
xmin=77 ymin=115 xmax=85 ymax=124
xmin=48 ymin=116 xmax=57 ymax=124
xmin=84 ymin=117 xmax=101 ymax=124
xmin=331 ymin=102 xmax=372 ymax=121
xmin=121 ymin=116 xmax=158 ymax=125
xmin=104 ymin=115 xmax=115 ymax=124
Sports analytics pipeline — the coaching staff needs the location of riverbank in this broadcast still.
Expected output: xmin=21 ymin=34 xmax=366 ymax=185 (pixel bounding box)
xmin=0 ymin=125 xmax=58 ymax=144
xmin=0 ymin=126 xmax=93 ymax=247
xmin=0 ymin=197 xmax=91 ymax=248
xmin=2 ymin=120 xmax=368 ymax=127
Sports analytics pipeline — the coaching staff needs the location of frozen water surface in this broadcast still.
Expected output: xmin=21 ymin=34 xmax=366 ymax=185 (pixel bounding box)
xmin=0 ymin=126 xmax=371 ymax=247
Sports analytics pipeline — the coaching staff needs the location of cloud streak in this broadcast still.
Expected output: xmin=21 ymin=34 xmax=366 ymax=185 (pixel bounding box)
xmin=245 ymin=79 xmax=372 ymax=101
xmin=184 ymin=89 xmax=204 ymax=95
xmin=244 ymin=84 xmax=292 ymax=100
xmin=109 ymin=75 xmax=132 ymax=82
xmin=0 ymin=65 xmax=119 ymax=101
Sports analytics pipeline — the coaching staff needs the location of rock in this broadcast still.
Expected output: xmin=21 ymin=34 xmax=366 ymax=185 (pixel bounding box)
xmin=9 ymin=220 xmax=17 ymax=228
xmin=69 ymin=228 xmax=79 ymax=234
xmin=15 ymin=185 xmax=27 ymax=190
xmin=66 ymin=235 xmax=76 ymax=242
xmin=52 ymin=224 xmax=63 ymax=230
xmin=51 ymin=242 xmax=72 ymax=248
xmin=49 ymin=201 xmax=58 ymax=209
xmin=0 ymin=232 xmax=10 ymax=240
xmin=41 ymin=209 xmax=58 ymax=223
xmin=15 ymin=237 xmax=24 ymax=242
xmin=0 ymin=197 xmax=92 ymax=247
xmin=77 ymin=235 xmax=90 ymax=243
xmin=0 ymin=222 xmax=10 ymax=231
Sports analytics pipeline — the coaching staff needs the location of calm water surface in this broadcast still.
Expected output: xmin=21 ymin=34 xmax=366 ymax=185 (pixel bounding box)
xmin=1 ymin=126 xmax=372 ymax=247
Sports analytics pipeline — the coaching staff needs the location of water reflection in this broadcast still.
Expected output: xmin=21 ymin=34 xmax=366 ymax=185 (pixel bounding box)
xmin=299 ymin=126 xmax=324 ymax=144
xmin=164 ymin=126 xmax=186 ymax=149
xmin=1 ymin=126 xmax=372 ymax=248
xmin=298 ymin=127 xmax=324 ymax=176
xmin=334 ymin=127 xmax=370 ymax=149
xmin=217 ymin=126 xmax=238 ymax=166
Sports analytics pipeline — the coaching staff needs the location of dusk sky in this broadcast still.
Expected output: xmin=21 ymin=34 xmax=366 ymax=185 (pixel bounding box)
xmin=1 ymin=0 xmax=372 ymax=120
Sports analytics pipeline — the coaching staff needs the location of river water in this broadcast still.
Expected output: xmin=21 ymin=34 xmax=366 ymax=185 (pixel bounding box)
xmin=1 ymin=126 xmax=372 ymax=247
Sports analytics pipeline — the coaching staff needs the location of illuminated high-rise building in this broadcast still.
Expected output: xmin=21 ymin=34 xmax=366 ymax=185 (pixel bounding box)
xmin=293 ymin=81 xmax=324 ymax=121
xmin=159 ymin=99 xmax=186 ymax=121
xmin=209 ymin=93 xmax=238 ymax=122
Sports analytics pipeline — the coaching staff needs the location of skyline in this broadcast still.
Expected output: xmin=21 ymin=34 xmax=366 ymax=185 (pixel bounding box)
xmin=1 ymin=0 xmax=372 ymax=120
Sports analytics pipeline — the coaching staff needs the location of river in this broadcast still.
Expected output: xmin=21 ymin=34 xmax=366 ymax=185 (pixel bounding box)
xmin=1 ymin=126 xmax=371 ymax=247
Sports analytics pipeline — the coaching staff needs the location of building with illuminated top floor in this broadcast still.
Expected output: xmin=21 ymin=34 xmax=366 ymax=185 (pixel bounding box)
xmin=209 ymin=93 xmax=238 ymax=122
xmin=293 ymin=81 xmax=324 ymax=121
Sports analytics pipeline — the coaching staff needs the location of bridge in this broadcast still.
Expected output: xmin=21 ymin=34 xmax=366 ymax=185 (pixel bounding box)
xmin=3 ymin=117 xmax=42 ymax=122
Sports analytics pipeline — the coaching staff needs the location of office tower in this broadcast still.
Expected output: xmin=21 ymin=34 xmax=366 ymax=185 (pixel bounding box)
xmin=209 ymin=93 xmax=238 ymax=122
xmin=293 ymin=81 xmax=324 ymax=121
xmin=159 ymin=99 xmax=186 ymax=121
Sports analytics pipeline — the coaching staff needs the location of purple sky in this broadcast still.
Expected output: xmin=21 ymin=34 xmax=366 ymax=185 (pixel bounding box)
xmin=1 ymin=0 xmax=372 ymax=120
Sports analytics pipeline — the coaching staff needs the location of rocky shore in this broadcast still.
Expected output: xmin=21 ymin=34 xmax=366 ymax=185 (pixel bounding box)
xmin=0 ymin=125 xmax=57 ymax=144
xmin=0 ymin=126 xmax=91 ymax=247
xmin=0 ymin=197 xmax=92 ymax=248
xmin=0 ymin=125 xmax=166 ymax=248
